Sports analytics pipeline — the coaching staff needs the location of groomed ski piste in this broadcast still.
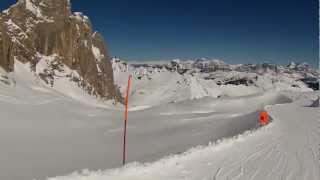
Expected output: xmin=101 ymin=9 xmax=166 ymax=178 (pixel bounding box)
xmin=0 ymin=60 xmax=319 ymax=180
xmin=47 ymin=92 xmax=320 ymax=180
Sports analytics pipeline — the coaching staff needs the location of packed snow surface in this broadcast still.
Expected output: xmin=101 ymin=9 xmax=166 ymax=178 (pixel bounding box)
xmin=0 ymin=59 xmax=318 ymax=180
xmin=46 ymin=91 xmax=320 ymax=180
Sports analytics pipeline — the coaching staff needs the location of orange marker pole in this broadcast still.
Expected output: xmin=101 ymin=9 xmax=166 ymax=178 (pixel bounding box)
xmin=123 ymin=75 xmax=132 ymax=165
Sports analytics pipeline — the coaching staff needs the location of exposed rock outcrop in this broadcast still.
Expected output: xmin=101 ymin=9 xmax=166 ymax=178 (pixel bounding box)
xmin=0 ymin=0 xmax=122 ymax=101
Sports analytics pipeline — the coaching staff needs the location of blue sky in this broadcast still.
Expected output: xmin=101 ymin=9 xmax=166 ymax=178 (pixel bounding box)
xmin=1 ymin=0 xmax=319 ymax=67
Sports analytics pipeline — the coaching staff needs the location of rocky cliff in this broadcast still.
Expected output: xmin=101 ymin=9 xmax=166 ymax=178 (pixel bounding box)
xmin=0 ymin=0 xmax=122 ymax=101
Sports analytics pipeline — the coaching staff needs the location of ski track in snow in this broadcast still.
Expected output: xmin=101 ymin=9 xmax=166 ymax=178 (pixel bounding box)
xmin=46 ymin=93 xmax=320 ymax=180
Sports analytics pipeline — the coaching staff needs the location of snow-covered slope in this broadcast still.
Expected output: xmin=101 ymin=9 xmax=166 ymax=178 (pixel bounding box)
xmin=46 ymin=91 xmax=320 ymax=180
xmin=0 ymin=58 xmax=318 ymax=180
xmin=1 ymin=58 xmax=116 ymax=107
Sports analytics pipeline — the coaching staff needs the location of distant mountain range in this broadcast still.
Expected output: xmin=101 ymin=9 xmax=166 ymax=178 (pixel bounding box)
xmin=113 ymin=58 xmax=319 ymax=90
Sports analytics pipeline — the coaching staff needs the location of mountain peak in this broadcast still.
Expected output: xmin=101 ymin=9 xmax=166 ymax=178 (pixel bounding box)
xmin=16 ymin=0 xmax=71 ymax=22
xmin=0 ymin=0 xmax=122 ymax=101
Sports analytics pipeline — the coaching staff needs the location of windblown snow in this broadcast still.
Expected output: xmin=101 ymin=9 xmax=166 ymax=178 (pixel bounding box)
xmin=0 ymin=58 xmax=319 ymax=180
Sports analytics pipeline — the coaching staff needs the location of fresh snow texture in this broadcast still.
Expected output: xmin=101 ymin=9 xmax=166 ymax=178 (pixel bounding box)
xmin=46 ymin=92 xmax=320 ymax=180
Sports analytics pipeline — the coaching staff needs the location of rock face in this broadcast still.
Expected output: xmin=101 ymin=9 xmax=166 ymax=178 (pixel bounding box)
xmin=0 ymin=0 xmax=122 ymax=101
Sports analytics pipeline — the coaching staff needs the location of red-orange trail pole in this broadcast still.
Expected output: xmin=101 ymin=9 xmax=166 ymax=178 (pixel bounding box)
xmin=123 ymin=75 xmax=132 ymax=165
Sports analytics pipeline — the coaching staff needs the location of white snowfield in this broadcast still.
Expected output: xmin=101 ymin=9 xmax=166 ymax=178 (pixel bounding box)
xmin=0 ymin=60 xmax=318 ymax=180
xmin=47 ymin=92 xmax=320 ymax=180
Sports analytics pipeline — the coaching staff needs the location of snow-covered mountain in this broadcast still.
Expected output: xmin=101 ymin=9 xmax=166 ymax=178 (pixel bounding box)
xmin=115 ymin=58 xmax=318 ymax=76
xmin=112 ymin=58 xmax=318 ymax=108
xmin=0 ymin=0 xmax=121 ymax=101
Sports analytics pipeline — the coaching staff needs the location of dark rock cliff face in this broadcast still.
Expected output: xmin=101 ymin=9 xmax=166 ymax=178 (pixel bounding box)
xmin=0 ymin=0 xmax=122 ymax=101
